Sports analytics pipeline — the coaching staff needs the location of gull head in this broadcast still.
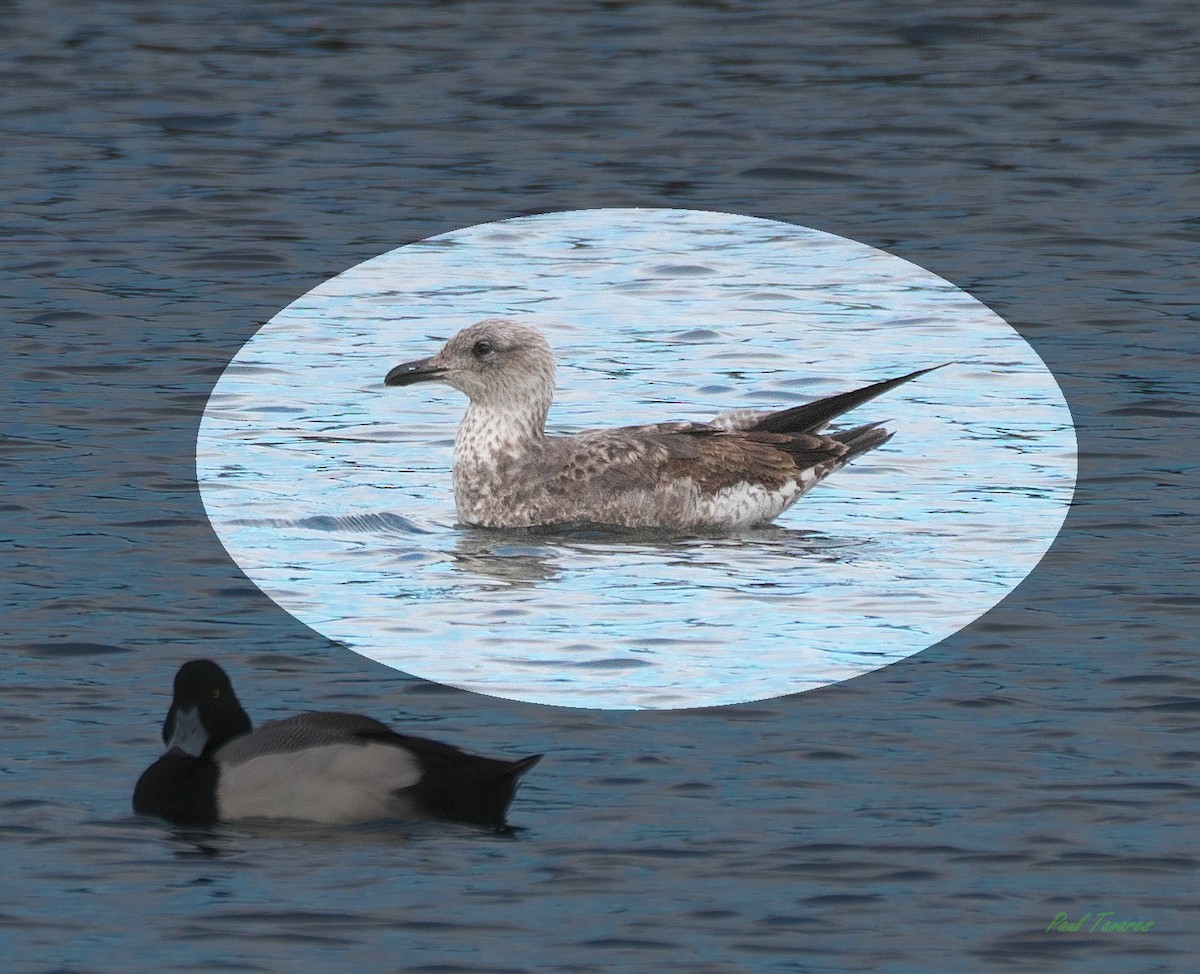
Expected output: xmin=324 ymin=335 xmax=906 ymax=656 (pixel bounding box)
xmin=385 ymin=319 xmax=557 ymax=408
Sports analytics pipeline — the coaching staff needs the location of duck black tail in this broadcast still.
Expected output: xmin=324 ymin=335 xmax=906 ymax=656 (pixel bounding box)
xmin=400 ymin=743 xmax=543 ymax=828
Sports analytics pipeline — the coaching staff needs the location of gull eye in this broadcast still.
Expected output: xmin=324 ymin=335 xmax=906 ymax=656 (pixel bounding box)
xmin=471 ymin=340 xmax=494 ymax=359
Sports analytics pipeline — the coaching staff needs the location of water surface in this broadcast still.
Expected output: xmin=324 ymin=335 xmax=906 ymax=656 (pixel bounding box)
xmin=199 ymin=209 xmax=1075 ymax=708
xmin=3 ymin=2 xmax=1196 ymax=971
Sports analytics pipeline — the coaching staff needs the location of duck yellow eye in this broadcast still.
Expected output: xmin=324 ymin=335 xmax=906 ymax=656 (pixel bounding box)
xmin=212 ymin=689 xmax=221 ymax=699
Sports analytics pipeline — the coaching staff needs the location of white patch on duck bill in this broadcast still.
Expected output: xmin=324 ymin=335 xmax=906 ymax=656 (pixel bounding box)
xmin=215 ymin=741 xmax=423 ymax=824
xmin=165 ymin=706 xmax=209 ymax=757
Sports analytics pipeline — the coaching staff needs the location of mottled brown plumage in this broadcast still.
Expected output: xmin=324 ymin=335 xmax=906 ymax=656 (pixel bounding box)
xmin=384 ymin=320 xmax=939 ymax=530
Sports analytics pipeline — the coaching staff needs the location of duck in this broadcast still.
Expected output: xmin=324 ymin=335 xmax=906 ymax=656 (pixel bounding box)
xmin=133 ymin=660 xmax=542 ymax=829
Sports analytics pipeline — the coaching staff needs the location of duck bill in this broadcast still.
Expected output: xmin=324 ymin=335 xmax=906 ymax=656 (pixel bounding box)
xmin=384 ymin=356 xmax=447 ymax=387
xmin=164 ymin=705 xmax=209 ymax=757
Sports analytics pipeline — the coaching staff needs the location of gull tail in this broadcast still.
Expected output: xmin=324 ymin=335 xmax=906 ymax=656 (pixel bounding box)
xmin=829 ymin=421 xmax=895 ymax=462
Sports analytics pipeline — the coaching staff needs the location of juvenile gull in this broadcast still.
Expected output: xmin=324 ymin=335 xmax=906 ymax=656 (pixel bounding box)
xmin=384 ymin=319 xmax=943 ymax=531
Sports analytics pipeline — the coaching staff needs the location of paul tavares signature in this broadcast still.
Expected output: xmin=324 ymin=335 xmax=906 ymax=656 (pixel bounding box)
xmin=1045 ymin=911 xmax=1155 ymax=934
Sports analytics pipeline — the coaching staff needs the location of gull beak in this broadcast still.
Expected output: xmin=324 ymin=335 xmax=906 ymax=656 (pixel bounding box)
xmin=385 ymin=356 xmax=447 ymax=387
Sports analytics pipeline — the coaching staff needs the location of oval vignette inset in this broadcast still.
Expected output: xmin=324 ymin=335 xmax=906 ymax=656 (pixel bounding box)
xmin=197 ymin=208 xmax=1076 ymax=710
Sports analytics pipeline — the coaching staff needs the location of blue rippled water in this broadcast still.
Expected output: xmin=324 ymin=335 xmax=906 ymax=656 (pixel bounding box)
xmin=197 ymin=208 xmax=1074 ymax=709
xmin=3 ymin=2 xmax=1197 ymax=972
